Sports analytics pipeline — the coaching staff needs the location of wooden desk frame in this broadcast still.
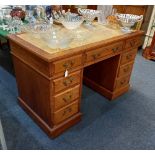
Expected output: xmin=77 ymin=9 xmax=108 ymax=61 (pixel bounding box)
xmin=8 ymin=29 xmax=143 ymax=138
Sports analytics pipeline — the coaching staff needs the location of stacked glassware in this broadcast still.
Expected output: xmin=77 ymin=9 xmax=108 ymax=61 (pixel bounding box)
xmin=0 ymin=6 xmax=23 ymax=33
xmin=115 ymin=13 xmax=143 ymax=33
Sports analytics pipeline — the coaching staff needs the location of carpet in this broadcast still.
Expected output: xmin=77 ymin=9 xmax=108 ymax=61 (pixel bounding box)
xmin=0 ymin=51 xmax=155 ymax=149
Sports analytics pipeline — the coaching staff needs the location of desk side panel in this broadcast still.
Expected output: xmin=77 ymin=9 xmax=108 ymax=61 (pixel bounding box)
xmin=10 ymin=40 xmax=54 ymax=127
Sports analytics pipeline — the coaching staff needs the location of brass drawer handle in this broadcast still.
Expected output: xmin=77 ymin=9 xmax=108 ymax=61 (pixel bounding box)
xmin=112 ymin=46 xmax=119 ymax=53
xmin=123 ymin=66 xmax=130 ymax=73
xmin=63 ymin=60 xmax=74 ymax=69
xmin=63 ymin=93 xmax=72 ymax=103
xmin=130 ymin=41 xmax=135 ymax=47
xmin=63 ymin=77 xmax=74 ymax=86
xmin=126 ymin=54 xmax=132 ymax=60
xmin=92 ymin=53 xmax=101 ymax=60
xmin=62 ymin=107 xmax=72 ymax=116
xmin=120 ymin=79 xmax=126 ymax=85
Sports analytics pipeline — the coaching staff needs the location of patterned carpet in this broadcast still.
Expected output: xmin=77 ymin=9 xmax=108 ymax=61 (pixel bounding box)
xmin=0 ymin=49 xmax=155 ymax=149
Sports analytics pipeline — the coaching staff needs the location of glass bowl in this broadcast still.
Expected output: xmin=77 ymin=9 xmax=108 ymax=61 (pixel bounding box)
xmin=78 ymin=8 xmax=100 ymax=25
xmin=60 ymin=14 xmax=84 ymax=30
xmin=40 ymin=28 xmax=73 ymax=49
xmin=28 ymin=20 xmax=51 ymax=38
xmin=115 ymin=13 xmax=143 ymax=32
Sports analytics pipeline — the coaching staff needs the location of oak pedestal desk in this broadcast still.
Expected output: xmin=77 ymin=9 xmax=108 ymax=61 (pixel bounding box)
xmin=8 ymin=23 xmax=144 ymax=138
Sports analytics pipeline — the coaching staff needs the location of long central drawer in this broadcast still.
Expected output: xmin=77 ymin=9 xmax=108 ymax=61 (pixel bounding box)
xmin=85 ymin=41 xmax=124 ymax=64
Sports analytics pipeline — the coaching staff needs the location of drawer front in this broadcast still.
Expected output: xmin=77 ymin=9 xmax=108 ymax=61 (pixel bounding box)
xmin=53 ymin=54 xmax=82 ymax=74
xmin=54 ymin=85 xmax=80 ymax=111
xmin=118 ymin=62 xmax=133 ymax=77
xmin=125 ymin=37 xmax=142 ymax=49
xmin=86 ymin=41 xmax=124 ymax=63
xmin=120 ymin=50 xmax=136 ymax=65
xmin=53 ymin=101 xmax=78 ymax=124
xmin=53 ymin=71 xmax=81 ymax=93
xmin=115 ymin=76 xmax=130 ymax=90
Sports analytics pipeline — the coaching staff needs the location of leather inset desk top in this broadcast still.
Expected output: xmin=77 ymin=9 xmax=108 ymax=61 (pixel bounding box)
xmin=17 ymin=23 xmax=125 ymax=54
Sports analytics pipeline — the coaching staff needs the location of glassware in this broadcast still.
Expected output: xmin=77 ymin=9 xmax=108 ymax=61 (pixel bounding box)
xmin=1 ymin=8 xmax=12 ymax=25
xmin=40 ymin=27 xmax=73 ymax=49
xmin=78 ymin=8 xmax=100 ymax=26
xmin=41 ymin=28 xmax=59 ymax=49
xmin=25 ymin=10 xmax=34 ymax=23
xmin=28 ymin=19 xmax=51 ymax=38
xmin=115 ymin=13 xmax=143 ymax=33
xmin=0 ymin=9 xmax=4 ymax=24
xmin=33 ymin=5 xmax=46 ymax=21
xmin=97 ymin=5 xmax=113 ymax=25
xmin=7 ymin=16 xmax=23 ymax=34
xmin=111 ymin=8 xmax=117 ymax=16
xmin=60 ymin=14 xmax=84 ymax=30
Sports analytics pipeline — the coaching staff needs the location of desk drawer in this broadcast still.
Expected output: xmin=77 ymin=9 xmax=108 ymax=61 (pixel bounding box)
xmin=86 ymin=41 xmax=123 ymax=63
xmin=53 ymin=54 xmax=82 ymax=74
xmin=118 ymin=62 xmax=133 ymax=77
xmin=54 ymin=85 xmax=80 ymax=111
xmin=120 ymin=50 xmax=136 ymax=65
xmin=53 ymin=71 xmax=81 ymax=93
xmin=53 ymin=101 xmax=78 ymax=124
xmin=125 ymin=37 xmax=142 ymax=49
xmin=115 ymin=76 xmax=130 ymax=90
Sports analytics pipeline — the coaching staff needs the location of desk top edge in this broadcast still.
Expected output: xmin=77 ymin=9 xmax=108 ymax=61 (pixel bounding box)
xmin=8 ymin=30 xmax=144 ymax=62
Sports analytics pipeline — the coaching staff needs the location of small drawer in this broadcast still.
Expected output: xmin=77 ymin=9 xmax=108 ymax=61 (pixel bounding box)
xmin=53 ymin=71 xmax=81 ymax=94
xmin=120 ymin=50 xmax=136 ymax=65
xmin=118 ymin=62 xmax=133 ymax=77
xmin=125 ymin=37 xmax=142 ymax=49
xmin=54 ymin=85 xmax=80 ymax=111
xmin=86 ymin=41 xmax=123 ymax=63
xmin=115 ymin=76 xmax=130 ymax=90
xmin=53 ymin=101 xmax=78 ymax=125
xmin=53 ymin=54 xmax=82 ymax=74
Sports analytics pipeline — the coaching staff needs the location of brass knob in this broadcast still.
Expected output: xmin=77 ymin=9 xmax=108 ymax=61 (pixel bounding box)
xmin=123 ymin=66 xmax=130 ymax=73
xmin=63 ymin=77 xmax=74 ymax=86
xmin=130 ymin=41 xmax=135 ymax=47
xmin=126 ymin=54 xmax=132 ymax=60
xmin=63 ymin=93 xmax=72 ymax=103
xmin=92 ymin=54 xmax=97 ymax=60
xmin=112 ymin=47 xmax=119 ymax=53
xmin=92 ymin=53 xmax=101 ymax=60
xmin=120 ymin=79 xmax=126 ymax=85
xmin=63 ymin=60 xmax=74 ymax=69
xmin=62 ymin=107 xmax=72 ymax=116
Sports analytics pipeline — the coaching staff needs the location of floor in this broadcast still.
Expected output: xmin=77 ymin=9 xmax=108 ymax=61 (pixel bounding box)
xmin=0 ymin=47 xmax=155 ymax=149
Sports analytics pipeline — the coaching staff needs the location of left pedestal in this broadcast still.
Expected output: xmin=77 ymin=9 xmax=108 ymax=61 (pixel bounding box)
xmin=10 ymin=40 xmax=83 ymax=138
